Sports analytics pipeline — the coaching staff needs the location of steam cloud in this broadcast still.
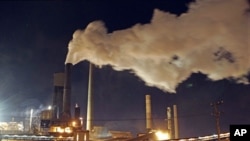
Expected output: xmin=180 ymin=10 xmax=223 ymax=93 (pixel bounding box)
xmin=66 ymin=0 xmax=250 ymax=93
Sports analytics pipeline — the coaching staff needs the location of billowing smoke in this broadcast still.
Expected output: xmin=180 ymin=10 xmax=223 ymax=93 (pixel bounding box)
xmin=66 ymin=0 xmax=250 ymax=93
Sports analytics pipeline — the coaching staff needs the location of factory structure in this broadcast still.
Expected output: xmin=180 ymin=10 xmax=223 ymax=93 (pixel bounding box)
xmin=38 ymin=63 xmax=229 ymax=140
xmin=40 ymin=63 xmax=134 ymax=140
xmin=0 ymin=63 xmax=230 ymax=141
xmin=39 ymin=63 xmax=182 ymax=140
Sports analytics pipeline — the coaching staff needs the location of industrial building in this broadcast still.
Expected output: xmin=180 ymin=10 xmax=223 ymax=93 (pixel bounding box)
xmin=40 ymin=63 xmax=134 ymax=140
xmin=0 ymin=63 xmax=231 ymax=141
xmin=37 ymin=63 xmax=176 ymax=140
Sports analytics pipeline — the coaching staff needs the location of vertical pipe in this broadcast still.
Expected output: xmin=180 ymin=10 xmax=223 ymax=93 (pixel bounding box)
xmin=173 ymin=105 xmax=179 ymax=139
xmin=145 ymin=95 xmax=152 ymax=131
xmin=86 ymin=63 xmax=93 ymax=131
xmin=63 ymin=63 xmax=72 ymax=119
xmin=167 ymin=107 xmax=172 ymax=139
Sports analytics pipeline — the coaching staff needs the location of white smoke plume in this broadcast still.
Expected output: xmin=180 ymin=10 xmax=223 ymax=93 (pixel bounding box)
xmin=66 ymin=0 xmax=250 ymax=93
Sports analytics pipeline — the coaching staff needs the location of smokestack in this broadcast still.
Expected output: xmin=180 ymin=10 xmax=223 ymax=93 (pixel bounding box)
xmin=62 ymin=63 xmax=72 ymax=120
xmin=86 ymin=63 xmax=93 ymax=131
xmin=29 ymin=108 xmax=33 ymax=132
xmin=173 ymin=105 xmax=179 ymax=139
xmin=167 ymin=107 xmax=172 ymax=139
xmin=145 ymin=94 xmax=152 ymax=132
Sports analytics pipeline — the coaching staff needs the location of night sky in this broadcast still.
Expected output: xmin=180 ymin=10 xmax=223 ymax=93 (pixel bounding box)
xmin=0 ymin=0 xmax=249 ymax=138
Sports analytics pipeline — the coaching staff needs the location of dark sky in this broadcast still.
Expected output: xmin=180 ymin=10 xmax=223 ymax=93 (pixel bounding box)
xmin=0 ymin=0 xmax=249 ymax=138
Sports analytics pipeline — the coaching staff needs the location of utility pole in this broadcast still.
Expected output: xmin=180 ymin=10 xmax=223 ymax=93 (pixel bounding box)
xmin=211 ymin=100 xmax=223 ymax=141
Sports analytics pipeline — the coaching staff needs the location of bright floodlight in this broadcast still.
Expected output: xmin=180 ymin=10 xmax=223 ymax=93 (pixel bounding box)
xmin=48 ymin=105 xmax=52 ymax=110
xmin=155 ymin=130 xmax=170 ymax=140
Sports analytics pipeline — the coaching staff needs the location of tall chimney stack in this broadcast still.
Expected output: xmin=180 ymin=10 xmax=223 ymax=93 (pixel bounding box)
xmin=62 ymin=63 xmax=72 ymax=120
xmin=167 ymin=107 xmax=172 ymax=139
xmin=145 ymin=94 xmax=152 ymax=132
xmin=173 ymin=105 xmax=179 ymax=139
xmin=86 ymin=63 xmax=93 ymax=131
